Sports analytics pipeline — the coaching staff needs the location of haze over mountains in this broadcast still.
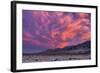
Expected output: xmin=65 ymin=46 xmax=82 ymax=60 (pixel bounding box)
xmin=23 ymin=41 xmax=91 ymax=55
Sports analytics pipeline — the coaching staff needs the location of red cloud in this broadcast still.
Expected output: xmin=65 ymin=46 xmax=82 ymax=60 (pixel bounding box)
xmin=81 ymin=32 xmax=91 ymax=41
xmin=24 ymin=11 xmax=91 ymax=49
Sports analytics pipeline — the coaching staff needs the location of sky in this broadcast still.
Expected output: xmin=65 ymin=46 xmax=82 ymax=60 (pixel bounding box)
xmin=22 ymin=10 xmax=91 ymax=54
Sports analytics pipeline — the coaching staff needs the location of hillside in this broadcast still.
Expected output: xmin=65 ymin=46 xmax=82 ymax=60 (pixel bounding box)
xmin=23 ymin=41 xmax=91 ymax=56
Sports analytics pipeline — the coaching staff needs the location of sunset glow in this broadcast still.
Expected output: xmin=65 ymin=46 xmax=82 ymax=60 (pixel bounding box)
xmin=23 ymin=10 xmax=91 ymax=52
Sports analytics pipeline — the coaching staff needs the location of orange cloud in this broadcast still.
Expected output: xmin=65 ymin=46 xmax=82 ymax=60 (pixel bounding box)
xmin=81 ymin=32 xmax=91 ymax=41
xmin=57 ymin=42 xmax=68 ymax=48
xmin=26 ymin=11 xmax=91 ymax=49
xmin=61 ymin=31 xmax=76 ymax=41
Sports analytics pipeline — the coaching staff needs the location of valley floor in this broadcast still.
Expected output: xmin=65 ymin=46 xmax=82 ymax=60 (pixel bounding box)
xmin=22 ymin=54 xmax=91 ymax=63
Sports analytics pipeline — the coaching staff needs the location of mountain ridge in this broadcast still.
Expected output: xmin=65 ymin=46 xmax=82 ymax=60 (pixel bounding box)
xmin=23 ymin=41 xmax=91 ymax=55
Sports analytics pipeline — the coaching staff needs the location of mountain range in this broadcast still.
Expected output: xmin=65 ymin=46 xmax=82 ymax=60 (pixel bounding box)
xmin=23 ymin=41 xmax=91 ymax=55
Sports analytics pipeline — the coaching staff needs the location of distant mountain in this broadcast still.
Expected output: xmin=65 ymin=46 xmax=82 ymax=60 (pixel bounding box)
xmin=23 ymin=41 xmax=91 ymax=55
xmin=23 ymin=42 xmax=48 ymax=54
xmin=63 ymin=41 xmax=90 ymax=51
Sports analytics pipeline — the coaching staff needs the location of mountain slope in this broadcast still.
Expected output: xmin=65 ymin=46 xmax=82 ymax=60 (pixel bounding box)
xmin=23 ymin=41 xmax=91 ymax=55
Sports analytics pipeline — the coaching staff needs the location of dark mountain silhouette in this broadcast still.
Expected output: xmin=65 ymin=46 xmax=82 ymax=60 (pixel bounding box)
xmin=23 ymin=41 xmax=91 ymax=55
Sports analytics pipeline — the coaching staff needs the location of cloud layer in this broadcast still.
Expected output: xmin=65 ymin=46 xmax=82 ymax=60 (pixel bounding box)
xmin=23 ymin=10 xmax=91 ymax=49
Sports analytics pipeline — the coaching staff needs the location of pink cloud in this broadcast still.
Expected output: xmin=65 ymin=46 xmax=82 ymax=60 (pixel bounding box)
xmin=23 ymin=11 xmax=91 ymax=49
